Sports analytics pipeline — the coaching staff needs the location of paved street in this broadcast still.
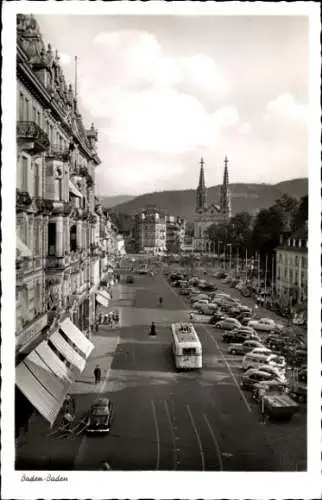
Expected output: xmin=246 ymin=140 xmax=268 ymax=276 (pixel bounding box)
xmin=16 ymin=273 xmax=305 ymax=471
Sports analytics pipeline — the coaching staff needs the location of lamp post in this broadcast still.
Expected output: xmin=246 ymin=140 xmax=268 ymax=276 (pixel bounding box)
xmin=236 ymin=246 xmax=239 ymax=278
xmin=218 ymin=241 xmax=222 ymax=270
xmin=223 ymin=244 xmax=226 ymax=271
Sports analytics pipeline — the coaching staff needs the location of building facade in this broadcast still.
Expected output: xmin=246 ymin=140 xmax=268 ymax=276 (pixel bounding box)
xmin=133 ymin=206 xmax=167 ymax=255
xmin=15 ymin=14 xmax=119 ymax=435
xmin=275 ymin=225 xmax=308 ymax=308
xmin=165 ymin=215 xmax=185 ymax=254
xmin=193 ymin=156 xmax=232 ymax=252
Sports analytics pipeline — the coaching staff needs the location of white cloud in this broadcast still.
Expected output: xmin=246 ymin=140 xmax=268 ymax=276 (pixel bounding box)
xmin=90 ymin=30 xmax=227 ymax=92
xmin=266 ymin=93 xmax=308 ymax=122
xmin=95 ymin=87 xmax=239 ymax=154
xmin=181 ymin=54 xmax=228 ymax=92
xmin=237 ymin=122 xmax=251 ymax=134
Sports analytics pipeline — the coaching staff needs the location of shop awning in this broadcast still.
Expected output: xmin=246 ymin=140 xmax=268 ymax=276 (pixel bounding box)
xmin=50 ymin=331 xmax=86 ymax=373
xmin=96 ymin=292 xmax=109 ymax=308
xmin=35 ymin=341 xmax=74 ymax=383
xmin=16 ymin=236 xmax=32 ymax=258
xmin=16 ymin=349 xmax=71 ymax=426
xmin=100 ymin=289 xmax=111 ymax=301
xmin=69 ymin=180 xmax=83 ymax=198
xmin=60 ymin=318 xmax=94 ymax=359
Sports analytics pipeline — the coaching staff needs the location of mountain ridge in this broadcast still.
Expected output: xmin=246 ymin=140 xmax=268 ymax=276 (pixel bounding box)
xmin=102 ymin=178 xmax=308 ymax=221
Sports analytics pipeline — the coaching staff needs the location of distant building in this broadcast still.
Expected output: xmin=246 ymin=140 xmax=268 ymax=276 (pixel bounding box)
xmin=193 ymin=156 xmax=232 ymax=252
xmin=165 ymin=215 xmax=185 ymax=253
xmin=275 ymin=223 xmax=308 ymax=307
xmin=133 ymin=206 xmax=167 ymax=255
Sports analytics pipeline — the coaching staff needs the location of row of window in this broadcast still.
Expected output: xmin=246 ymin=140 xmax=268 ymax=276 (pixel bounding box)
xmin=278 ymin=252 xmax=307 ymax=268
xmin=276 ymin=265 xmax=306 ymax=284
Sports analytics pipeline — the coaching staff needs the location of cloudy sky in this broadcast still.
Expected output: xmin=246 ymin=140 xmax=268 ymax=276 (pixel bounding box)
xmin=37 ymin=14 xmax=309 ymax=196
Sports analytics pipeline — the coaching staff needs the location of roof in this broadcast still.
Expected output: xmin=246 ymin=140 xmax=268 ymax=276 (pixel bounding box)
xmin=172 ymin=323 xmax=199 ymax=343
xmin=291 ymin=225 xmax=308 ymax=240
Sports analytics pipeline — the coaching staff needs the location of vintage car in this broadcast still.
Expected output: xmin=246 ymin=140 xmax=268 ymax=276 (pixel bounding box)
xmin=86 ymin=398 xmax=113 ymax=434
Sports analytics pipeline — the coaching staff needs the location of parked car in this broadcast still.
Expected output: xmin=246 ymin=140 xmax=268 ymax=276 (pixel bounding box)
xmin=222 ymin=330 xmax=249 ymax=343
xmin=208 ymin=313 xmax=228 ymax=324
xmin=245 ymin=364 xmax=287 ymax=383
xmin=86 ymin=398 xmax=113 ymax=434
xmin=126 ymin=275 xmax=134 ymax=284
xmin=247 ymin=317 xmax=283 ymax=332
xmin=240 ymin=369 xmax=276 ymax=391
xmin=240 ymin=316 xmax=255 ymax=326
xmin=214 ymin=318 xmax=242 ymax=330
xmin=233 ymin=326 xmax=261 ymax=340
xmin=228 ymin=339 xmax=264 ymax=355
xmin=250 ymin=347 xmax=273 ymax=356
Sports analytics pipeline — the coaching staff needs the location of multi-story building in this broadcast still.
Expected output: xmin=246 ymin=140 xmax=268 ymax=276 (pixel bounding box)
xmin=133 ymin=206 xmax=167 ymax=255
xmin=193 ymin=156 xmax=232 ymax=252
xmin=275 ymin=224 xmax=308 ymax=308
xmin=165 ymin=215 xmax=185 ymax=253
xmin=15 ymin=14 xmax=116 ymax=435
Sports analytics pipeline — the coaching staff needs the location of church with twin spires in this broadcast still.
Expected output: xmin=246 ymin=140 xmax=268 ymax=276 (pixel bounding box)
xmin=193 ymin=156 xmax=232 ymax=253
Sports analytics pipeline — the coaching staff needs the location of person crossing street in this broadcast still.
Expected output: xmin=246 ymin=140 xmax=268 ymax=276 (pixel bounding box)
xmin=93 ymin=365 xmax=101 ymax=384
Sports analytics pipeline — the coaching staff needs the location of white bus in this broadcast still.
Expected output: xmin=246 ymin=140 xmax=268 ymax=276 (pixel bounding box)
xmin=171 ymin=323 xmax=202 ymax=370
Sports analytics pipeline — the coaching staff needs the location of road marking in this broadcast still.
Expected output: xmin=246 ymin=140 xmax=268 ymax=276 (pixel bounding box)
xmin=164 ymin=399 xmax=177 ymax=470
xmin=186 ymin=404 xmax=205 ymax=471
xmin=203 ymin=413 xmax=224 ymax=471
xmin=201 ymin=325 xmax=252 ymax=413
xmin=151 ymin=399 xmax=160 ymax=471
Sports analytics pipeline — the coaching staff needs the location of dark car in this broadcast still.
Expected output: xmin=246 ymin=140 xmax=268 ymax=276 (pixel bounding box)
xmin=86 ymin=398 xmax=113 ymax=434
xmin=222 ymin=330 xmax=249 ymax=343
xmin=126 ymin=275 xmax=134 ymax=284
xmin=236 ymin=311 xmax=253 ymax=322
xmin=208 ymin=313 xmax=228 ymax=324
xmin=203 ymin=283 xmax=217 ymax=292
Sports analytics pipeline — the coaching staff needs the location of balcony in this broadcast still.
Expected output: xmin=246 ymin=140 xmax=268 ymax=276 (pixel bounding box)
xmin=45 ymin=144 xmax=71 ymax=162
xmin=46 ymin=256 xmax=66 ymax=270
xmin=15 ymin=312 xmax=48 ymax=353
xmin=17 ymin=121 xmax=50 ymax=154
xmin=16 ymin=189 xmax=32 ymax=213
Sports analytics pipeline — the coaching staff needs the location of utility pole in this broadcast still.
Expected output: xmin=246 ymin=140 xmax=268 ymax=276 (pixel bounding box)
xmin=257 ymin=251 xmax=261 ymax=291
xmin=236 ymin=247 xmax=239 ymax=278
xmin=264 ymin=254 xmax=268 ymax=304
xmin=228 ymin=244 xmax=232 ymax=275
xmin=245 ymin=248 xmax=248 ymax=282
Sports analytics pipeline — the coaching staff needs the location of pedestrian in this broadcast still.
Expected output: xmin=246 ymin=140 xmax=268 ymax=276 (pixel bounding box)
xmin=150 ymin=321 xmax=156 ymax=336
xmin=94 ymin=365 xmax=101 ymax=384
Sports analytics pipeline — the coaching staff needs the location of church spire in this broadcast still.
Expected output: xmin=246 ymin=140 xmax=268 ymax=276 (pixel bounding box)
xmin=219 ymin=155 xmax=232 ymax=219
xmin=196 ymin=157 xmax=207 ymax=211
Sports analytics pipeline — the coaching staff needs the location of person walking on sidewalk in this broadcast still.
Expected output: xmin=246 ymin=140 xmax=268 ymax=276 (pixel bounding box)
xmin=94 ymin=365 xmax=101 ymax=384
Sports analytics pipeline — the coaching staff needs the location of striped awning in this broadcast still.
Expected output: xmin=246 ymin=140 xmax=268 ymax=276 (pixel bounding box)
xmin=16 ymin=320 xmax=94 ymax=426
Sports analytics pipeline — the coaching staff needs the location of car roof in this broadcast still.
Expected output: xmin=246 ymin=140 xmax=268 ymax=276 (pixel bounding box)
xmin=94 ymin=398 xmax=110 ymax=407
